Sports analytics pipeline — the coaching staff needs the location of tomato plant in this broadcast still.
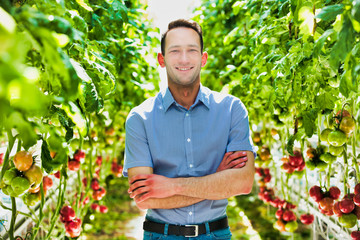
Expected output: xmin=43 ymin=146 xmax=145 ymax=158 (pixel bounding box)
xmin=193 ymin=0 xmax=360 ymax=238
xmin=0 ymin=0 xmax=159 ymax=238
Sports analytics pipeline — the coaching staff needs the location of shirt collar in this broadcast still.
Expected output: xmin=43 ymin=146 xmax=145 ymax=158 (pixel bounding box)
xmin=161 ymin=84 xmax=210 ymax=112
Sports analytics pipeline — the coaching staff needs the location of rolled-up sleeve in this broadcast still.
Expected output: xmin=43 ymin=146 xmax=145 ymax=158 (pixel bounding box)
xmin=123 ymin=110 xmax=153 ymax=177
xmin=226 ymin=99 xmax=256 ymax=157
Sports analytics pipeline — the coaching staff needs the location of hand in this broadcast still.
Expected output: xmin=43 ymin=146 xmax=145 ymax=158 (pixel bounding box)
xmin=128 ymin=174 xmax=177 ymax=203
xmin=216 ymin=151 xmax=248 ymax=172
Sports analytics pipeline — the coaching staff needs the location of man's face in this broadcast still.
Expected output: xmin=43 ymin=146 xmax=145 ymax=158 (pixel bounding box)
xmin=158 ymin=27 xmax=207 ymax=87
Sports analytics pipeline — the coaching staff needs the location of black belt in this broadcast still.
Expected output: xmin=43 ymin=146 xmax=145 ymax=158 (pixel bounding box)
xmin=143 ymin=216 xmax=228 ymax=237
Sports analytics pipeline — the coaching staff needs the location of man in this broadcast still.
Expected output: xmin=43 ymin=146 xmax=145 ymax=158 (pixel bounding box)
xmin=124 ymin=19 xmax=255 ymax=239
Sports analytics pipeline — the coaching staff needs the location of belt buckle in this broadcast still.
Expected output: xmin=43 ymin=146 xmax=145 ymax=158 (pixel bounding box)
xmin=185 ymin=225 xmax=199 ymax=237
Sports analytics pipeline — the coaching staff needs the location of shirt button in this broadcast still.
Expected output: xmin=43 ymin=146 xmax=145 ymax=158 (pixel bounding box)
xmin=187 ymin=138 xmax=191 ymax=142
xmin=185 ymin=113 xmax=189 ymax=117
xmin=189 ymin=212 xmax=193 ymax=216
xmin=189 ymin=164 xmax=193 ymax=168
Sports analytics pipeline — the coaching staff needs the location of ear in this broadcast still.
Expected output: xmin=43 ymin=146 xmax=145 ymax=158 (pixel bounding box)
xmin=201 ymin=52 xmax=208 ymax=67
xmin=157 ymin=53 xmax=166 ymax=68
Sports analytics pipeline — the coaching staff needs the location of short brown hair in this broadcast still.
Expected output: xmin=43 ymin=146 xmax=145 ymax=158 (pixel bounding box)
xmin=161 ymin=19 xmax=203 ymax=55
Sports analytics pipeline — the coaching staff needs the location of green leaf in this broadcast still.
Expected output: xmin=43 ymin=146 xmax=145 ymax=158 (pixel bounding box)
xmin=5 ymin=112 xmax=38 ymax=150
xmin=224 ymin=27 xmax=239 ymax=45
xmin=330 ymin=15 xmax=355 ymax=69
xmin=8 ymin=80 xmax=50 ymax=116
xmin=302 ymin=109 xmax=319 ymax=137
xmin=70 ymin=59 xmax=104 ymax=113
xmin=76 ymin=0 xmax=93 ymax=11
xmin=53 ymin=106 xmax=75 ymax=142
xmin=42 ymin=139 xmax=68 ymax=173
xmin=0 ymin=6 xmax=16 ymax=34
xmin=313 ymin=29 xmax=334 ymax=57
xmin=352 ymin=0 xmax=360 ymax=23
xmin=286 ymin=134 xmax=296 ymax=154
xmin=62 ymin=102 xmax=88 ymax=137
xmin=41 ymin=139 xmax=54 ymax=174
xmin=315 ymin=4 xmax=344 ymax=21
xmin=286 ymin=128 xmax=305 ymax=154
xmin=79 ymin=80 xmax=104 ymax=113
xmin=339 ymin=71 xmax=352 ymax=98
xmin=86 ymin=60 xmax=116 ymax=99
xmin=112 ymin=0 xmax=128 ymax=22
xmin=232 ymin=1 xmax=245 ymax=16
xmin=315 ymin=92 xmax=337 ymax=111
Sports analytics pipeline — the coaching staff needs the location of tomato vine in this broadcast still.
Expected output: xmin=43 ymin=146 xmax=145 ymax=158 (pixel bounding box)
xmin=194 ymin=0 xmax=360 ymax=236
xmin=0 ymin=0 xmax=159 ymax=238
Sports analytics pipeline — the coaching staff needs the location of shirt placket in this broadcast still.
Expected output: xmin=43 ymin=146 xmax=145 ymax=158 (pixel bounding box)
xmin=184 ymin=110 xmax=195 ymax=223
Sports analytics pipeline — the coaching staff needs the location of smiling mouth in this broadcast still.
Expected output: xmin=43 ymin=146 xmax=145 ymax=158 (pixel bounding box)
xmin=176 ymin=67 xmax=194 ymax=71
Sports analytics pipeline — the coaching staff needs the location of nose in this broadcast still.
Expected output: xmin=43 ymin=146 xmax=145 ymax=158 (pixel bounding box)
xmin=179 ymin=50 xmax=190 ymax=63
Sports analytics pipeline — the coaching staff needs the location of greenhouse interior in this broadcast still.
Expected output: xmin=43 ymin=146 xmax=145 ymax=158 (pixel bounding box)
xmin=1 ymin=0 xmax=360 ymax=239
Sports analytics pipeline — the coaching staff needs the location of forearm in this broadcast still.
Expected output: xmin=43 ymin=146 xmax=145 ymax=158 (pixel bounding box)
xmin=174 ymin=167 xmax=254 ymax=200
xmin=136 ymin=195 xmax=204 ymax=210
xmin=128 ymin=151 xmax=255 ymax=204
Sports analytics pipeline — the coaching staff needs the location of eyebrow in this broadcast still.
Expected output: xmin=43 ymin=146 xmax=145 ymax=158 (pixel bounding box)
xmin=168 ymin=44 xmax=200 ymax=50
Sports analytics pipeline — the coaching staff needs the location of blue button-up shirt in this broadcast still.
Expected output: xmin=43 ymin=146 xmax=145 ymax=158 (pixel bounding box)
xmin=124 ymin=85 xmax=255 ymax=225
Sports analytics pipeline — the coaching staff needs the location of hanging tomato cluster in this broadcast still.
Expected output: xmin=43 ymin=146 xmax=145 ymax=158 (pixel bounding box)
xmin=1 ymin=151 xmax=43 ymax=204
xmin=255 ymin=166 xmax=315 ymax=233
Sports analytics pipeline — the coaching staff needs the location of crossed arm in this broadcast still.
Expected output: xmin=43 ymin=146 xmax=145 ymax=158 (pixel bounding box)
xmin=127 ymin=151 xmax=255 ymax=210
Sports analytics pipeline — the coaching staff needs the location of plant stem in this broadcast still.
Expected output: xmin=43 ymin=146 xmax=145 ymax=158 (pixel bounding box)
xmin=317 ymin=112 xmax=322 ymax=146
xmin=343 ymin=143 xmax=349 ymax=194
xmin=351 ymin=98 xmax=359 ymax=181
xmin=327 ymin=164 xmax=331 ymax=189
xmin=31 ymin=182 xmax=45 ymax=239
xmin=76 ymin=170 xmax=81 ymax=216
xmin=281 ymin=171 xmax=286 ymax=200
xmin=8 ymin=197 xmax=17 ymax=240
xmin=0 ymin=202 xmax=34 ymax=220
xmin=87 ymin=115 xmax=94 ymax=179
xmin=304 ymin=168 xmax=310 ymax=212
xmin=16 ymin=139 xmax=21 ymax=153
xmin=0 ymin=129 xmax=16 ymax=182
xmin=312 ymin=3 xmax=317 ymax=35
xmin=45 ymin=169 xmax=67 ymax=240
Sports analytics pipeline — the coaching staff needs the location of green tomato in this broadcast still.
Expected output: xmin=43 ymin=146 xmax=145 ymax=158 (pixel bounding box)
xmin=11 ymin=176 xmax=30 ymax=195
xmin=3 ymin=185 xmax=18 ymax=197
xmin=285 ymin=220 xmax=298 ymax=232
xmin=329 ymin=145 xmax=343 ymax=156
xmin=305 ymin=160 xmax=316 ymax=171
xmin=320 ymin=153 xmax=337 ymax=164
xmin=339 ymin=213 xmax=357 ymax=228
xmin=320 ymin=128 xmax=332 ymax=142
xmin=324 ymin=115 xmax=334 ymax=128
xmin=292 ymin=170 xmax=305 ymax=179
xmin=340 ymin=116 xmax=355 ymax=135
xmin=3 ymin=167 xmax=18 ymax=185
xmin=23 ymin=192 xmax=41 ymax=206
xmin=316 ymin=160 xmax=328 ymax=171
xmin=1 ymin=185 xmax=10 ymax=195
xmin=327 ymin=130 xmax=347 ymax=147
xmin=24 ymin=164 xmax=43 ymax=188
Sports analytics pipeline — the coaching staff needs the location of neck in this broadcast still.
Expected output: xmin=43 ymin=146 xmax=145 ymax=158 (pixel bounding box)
xmin=168 ymin=82 xmax=200 ymax=110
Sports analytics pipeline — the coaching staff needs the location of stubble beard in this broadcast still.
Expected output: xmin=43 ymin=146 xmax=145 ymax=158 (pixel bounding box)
xmin=167 ymin=67 xmax=201 ymax=89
